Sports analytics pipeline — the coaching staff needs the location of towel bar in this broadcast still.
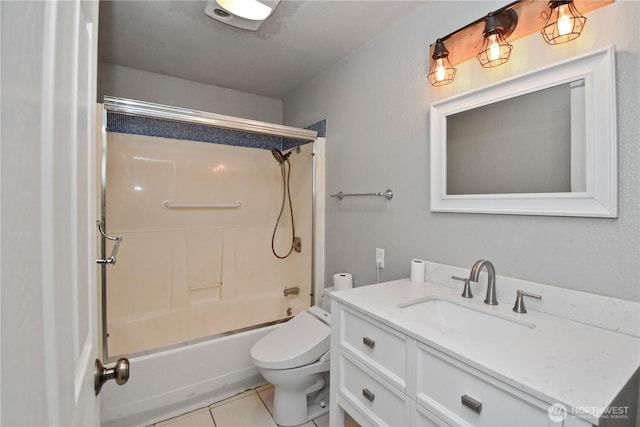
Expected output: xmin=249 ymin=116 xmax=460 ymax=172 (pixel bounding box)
xmin=330 ymin=189 xmax=393 ymax=201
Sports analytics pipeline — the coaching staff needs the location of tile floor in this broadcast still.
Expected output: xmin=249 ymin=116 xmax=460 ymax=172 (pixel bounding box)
xmin=152 ymin=384 xmax=359 ymax=427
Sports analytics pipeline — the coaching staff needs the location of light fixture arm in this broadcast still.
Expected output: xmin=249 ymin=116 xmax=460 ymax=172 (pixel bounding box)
xmin=432 ymin=39 xmax=449 ymax=59
xmin=483 ymin=10 xmax=518 ymax=39
xmin=436 ymin=1 xmax=520 ymax=44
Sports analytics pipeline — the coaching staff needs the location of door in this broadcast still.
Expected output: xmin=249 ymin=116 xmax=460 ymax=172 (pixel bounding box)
xmin=1 ymin=0 xmax=101 ymax=425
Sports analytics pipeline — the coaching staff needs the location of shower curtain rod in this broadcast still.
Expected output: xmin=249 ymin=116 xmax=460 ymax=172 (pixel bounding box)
xmin=103 ymin=96 xmax=318 ymax=141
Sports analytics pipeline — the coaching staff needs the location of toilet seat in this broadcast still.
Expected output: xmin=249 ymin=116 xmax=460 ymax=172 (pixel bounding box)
xmin=251 ymin=309 xmax=330 ymax=370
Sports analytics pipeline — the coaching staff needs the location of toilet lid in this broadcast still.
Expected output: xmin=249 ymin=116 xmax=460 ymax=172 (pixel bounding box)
xmin=251 ymin=310 xmax=330 ymax=370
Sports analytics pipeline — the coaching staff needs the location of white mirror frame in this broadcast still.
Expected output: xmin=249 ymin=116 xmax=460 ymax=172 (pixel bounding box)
xmin=430 ymin=46 xmax=617 ymax=217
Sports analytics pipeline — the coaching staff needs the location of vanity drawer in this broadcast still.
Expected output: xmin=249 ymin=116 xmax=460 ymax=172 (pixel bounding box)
xmin=340 ymin=306 xmax=406 ymax=389
xmin=414 ymin=403 xmax=452 ymax=427
xmin=416 ymin=345 xmax=556 ymax=426
xmin=339 ymin=352 xmax=409 ymax=427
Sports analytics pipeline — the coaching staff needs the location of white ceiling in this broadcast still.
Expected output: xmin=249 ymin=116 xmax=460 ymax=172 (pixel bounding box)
xmin=98 ymin=0 xmax=426 ymax=99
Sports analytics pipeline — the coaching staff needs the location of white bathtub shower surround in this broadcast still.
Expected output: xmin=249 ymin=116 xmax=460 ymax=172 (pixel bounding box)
xmin=329 ymin=278 xmax=640 ymax=426
xmin=104 ymin=133 xmax=314 ymax=356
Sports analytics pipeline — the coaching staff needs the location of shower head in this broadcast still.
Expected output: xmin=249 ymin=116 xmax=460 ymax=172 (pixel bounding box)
xmin=271 ymin=148 xmax=291 ymax=164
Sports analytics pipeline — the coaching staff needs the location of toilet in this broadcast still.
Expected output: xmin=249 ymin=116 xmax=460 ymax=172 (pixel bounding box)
xmin=250 ymin=306 xmax=331 ymax=426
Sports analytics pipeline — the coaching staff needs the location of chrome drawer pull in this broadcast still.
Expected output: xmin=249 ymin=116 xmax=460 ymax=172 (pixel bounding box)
xmin=362 ymin=336 xmax=376 ymax=349
xmin=362 ymin=388 xmax=375 ymax=402
xmin=461 ymin=394 xmax=482 ymax=414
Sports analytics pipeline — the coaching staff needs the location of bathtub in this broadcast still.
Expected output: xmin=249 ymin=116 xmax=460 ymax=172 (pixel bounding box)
xmin=101 ymin=324 xmax=276 ymax=427
xmin=100 ymin=289 xmax=330 ymax=427
xmin=107 ymin=294 xmax=308 ymax=357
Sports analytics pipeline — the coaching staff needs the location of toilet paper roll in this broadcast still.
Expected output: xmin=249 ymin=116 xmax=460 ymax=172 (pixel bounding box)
xmin=410 ymin=259 xmax=425 ymax=282
xmin=333 ymin=273 xmax=353 ymax=291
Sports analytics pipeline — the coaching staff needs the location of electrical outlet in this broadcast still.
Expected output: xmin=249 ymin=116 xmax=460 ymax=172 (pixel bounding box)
xmin=375 ymin=248 xmax=385 ymax=268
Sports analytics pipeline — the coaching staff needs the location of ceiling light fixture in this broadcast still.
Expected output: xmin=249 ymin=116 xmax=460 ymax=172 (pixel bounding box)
xmin=427 ymin=40 xmax=456 ymax=86
xmin=204 ymin=0 xmax=280 ymax=31
xmin=541 ymin=0 xmax=587 ymax=45
xmin=217 ymin=0 xmax=273 ymax=21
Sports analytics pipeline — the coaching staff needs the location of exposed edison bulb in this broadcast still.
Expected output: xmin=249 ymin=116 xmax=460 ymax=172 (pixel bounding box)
xmin=435 ymin=58 xmax=446 ymax=82
xmin=556 ymin=4 xmax=572 ymax=36
xmin=487 ymin=34 xmax=501 ymax=62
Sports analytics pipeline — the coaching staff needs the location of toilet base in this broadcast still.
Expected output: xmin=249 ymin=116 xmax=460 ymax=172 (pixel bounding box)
xmin=272 ymin=375 xmax=329 ymax=426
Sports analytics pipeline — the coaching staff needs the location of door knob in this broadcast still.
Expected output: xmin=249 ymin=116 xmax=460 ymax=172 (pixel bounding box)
xmin=95 ymin=358 xmax=129 ymax=395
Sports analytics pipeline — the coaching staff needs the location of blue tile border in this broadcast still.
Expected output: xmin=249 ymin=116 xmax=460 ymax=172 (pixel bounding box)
xmin=106 ymin=113 xmax=318 ymax=151
xmin=282 ymin=120 xmax=327 ymax=151
xmin=306 ymin=119 xmax=326 ymax=137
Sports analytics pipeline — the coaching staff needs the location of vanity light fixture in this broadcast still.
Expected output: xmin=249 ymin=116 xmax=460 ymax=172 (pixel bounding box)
xmin=427 ymin=39 xmax=457 ymax=86
xmin=426 ymin=0 xmax=610 ymax=87
xmin=541 ymin=0 xmax=587 ymax=45
xmin=476 ymin=11 xmax=517 ymax=68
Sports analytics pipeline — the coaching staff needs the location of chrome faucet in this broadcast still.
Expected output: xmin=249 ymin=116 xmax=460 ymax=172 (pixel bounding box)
xmin=469 ymin=260 xmax=498 ymax=306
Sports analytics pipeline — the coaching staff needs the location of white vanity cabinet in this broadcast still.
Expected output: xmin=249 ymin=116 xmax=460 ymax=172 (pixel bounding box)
xmin=332 ymin=304 xmax=412 ymax=426
xmin=330 ymin=299 xmax=593 ymax=427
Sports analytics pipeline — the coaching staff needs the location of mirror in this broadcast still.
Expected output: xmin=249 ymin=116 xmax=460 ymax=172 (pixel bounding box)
xmin=446 ymin=80 xmax=584 ymax=195
xmin=430 ymin=46 xmax=617 ymax=217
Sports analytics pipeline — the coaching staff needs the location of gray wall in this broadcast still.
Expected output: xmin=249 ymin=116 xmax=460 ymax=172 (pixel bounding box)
xmin=100 ymin=63 xmax=283 ymax=123
xmin=284 ymin=1 xmax=640 ymax=302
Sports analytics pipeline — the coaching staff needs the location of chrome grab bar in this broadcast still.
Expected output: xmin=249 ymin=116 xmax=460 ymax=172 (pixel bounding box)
xmin=96 ymin=220 xmax=122 ymax=265
xmin=162 ymin=201 xmax=242 ymax=209
xmin=330 ymin=189 xmax=393 ymax=201
xmin=284 ymin=286 xmax=300 ymax=296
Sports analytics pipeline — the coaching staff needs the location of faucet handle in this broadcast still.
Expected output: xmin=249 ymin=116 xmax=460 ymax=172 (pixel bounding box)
xmin=512 ymin=290 xmax=542 ymax=314
xmin=452 ymin=276 xmax=473 ymax=299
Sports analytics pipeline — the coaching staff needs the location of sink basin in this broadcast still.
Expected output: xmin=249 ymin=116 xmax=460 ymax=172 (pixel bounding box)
xmin=398 ymin=296 xmax=535 ymax=334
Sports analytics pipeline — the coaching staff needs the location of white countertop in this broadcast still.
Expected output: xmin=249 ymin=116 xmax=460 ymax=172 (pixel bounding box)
xmin=329 ymin=279 xmax=640 ymax=425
